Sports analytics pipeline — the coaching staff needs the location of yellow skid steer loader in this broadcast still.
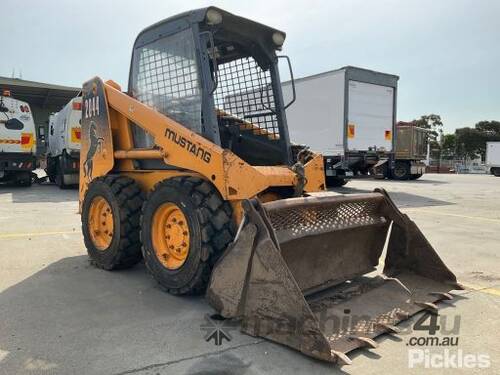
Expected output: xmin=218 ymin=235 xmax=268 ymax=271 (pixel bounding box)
xmin=79 ymin=7 xmax=459 ymax=365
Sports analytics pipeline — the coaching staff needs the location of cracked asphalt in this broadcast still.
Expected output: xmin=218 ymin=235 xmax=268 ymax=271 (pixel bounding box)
xmin=0 ymin=173 xmax=499 ymax=374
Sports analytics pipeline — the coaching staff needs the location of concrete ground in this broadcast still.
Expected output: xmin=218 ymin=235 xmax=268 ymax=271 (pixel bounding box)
xmin=0 ymin=173 xmax=499 ymax=374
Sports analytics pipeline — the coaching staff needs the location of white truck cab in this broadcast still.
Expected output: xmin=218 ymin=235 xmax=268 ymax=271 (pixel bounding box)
xmin=46 ymin=97 xmax=82 ymax=188
xmin=0 ymin=92 xmax=37 ymax=186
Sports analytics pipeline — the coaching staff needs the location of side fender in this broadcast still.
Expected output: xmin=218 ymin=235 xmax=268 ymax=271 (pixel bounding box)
xmin=79 ymin=77 xmax=114 ymax=210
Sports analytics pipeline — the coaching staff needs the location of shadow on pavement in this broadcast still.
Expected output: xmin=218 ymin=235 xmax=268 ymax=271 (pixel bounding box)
xmin=334 ymin=187 xmax=453 ymax=208
xmin=0 ymin=256 xmax=210 ymax=374
xmin=0 ymin=183 xmax=78 ymax=203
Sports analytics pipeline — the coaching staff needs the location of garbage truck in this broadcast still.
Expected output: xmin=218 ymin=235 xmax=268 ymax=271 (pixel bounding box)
xmin=79 ymin=7 xmax=459 ymax=365
xmin=0 ymin=91 xmax=37 ymax=186
xmin=46 ymin=97 xmax=82 ymax=188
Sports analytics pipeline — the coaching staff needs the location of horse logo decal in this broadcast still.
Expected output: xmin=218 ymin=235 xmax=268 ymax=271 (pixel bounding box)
xmin=83 ymin=120 xmax=104 ymax=180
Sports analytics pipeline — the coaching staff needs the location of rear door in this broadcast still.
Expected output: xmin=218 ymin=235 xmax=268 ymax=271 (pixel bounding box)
xmin=347 ymin=81 xmax=394 ymax=152
xmin=0 ymin=97 xmax=36 ymax=154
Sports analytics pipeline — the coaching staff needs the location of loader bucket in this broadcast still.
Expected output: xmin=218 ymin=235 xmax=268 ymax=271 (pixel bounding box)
xmin=207 ymin=189 xmax=460 ymax=365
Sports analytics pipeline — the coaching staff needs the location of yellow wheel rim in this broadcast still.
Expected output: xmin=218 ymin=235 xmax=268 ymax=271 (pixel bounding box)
xmin=152 ymin=202 xmax=190 ymax=270
xmin=88 ymin=196 xmax=114 ymax=250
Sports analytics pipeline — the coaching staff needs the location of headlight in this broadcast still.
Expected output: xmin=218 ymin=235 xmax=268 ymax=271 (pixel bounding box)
xmin=206 ymin=9 xmax=223 ymax=25
xmin=272 ymin=32 xmax=285 ymax=46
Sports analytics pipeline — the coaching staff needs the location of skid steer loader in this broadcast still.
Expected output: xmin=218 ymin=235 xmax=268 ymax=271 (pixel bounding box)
xmin=80 ymin=7 xmax=460 ymax=365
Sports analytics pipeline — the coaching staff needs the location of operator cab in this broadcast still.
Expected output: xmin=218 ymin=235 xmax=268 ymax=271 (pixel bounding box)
xmin=128 ymin=7 xmax=294 ymax=166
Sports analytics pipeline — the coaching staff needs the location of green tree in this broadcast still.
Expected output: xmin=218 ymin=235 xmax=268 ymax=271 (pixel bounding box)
xmin=441 ymin=133 xmax=456 ymax=159
xmin=413 ymin=114 xmax=443 ymax=141
xmin=455 ymin=127 xmax=486 ymax=159
xmin=475 ymin=120 xmax=500 ymax=137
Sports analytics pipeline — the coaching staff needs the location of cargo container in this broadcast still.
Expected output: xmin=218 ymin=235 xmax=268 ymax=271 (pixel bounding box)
xmin=281 ymin=66 xmax=398 ymax=186
xmin=486 ymin=141 xmax=500 ymax=176
xmin=392 ymin=121 xmax=427 ymax=180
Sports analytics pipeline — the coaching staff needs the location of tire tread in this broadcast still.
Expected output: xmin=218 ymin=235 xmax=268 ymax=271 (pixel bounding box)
xmin=141 ymin=177 xmax=234 ymax=295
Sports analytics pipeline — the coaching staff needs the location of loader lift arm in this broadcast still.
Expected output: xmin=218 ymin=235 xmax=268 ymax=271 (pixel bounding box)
xmin=79 ymin=77 xmax=324 ymax=205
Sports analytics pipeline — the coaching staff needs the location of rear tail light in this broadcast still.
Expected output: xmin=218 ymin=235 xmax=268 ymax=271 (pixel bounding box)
xmin=21 ymin=135 xmax=30 ymax=144
xmin=21 ymin=134 xmax=31 ymax=145
xmin=72 ymin=101 xmax=82 ymax=111
xmin=72 ymin=128 xmax=81 ymax=143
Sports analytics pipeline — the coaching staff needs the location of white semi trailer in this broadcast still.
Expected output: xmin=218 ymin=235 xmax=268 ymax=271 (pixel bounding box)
xmin=486 ymin=141 xmax=500 ymax=177
xmin=0 ymin=92 xmax=37 ymax=186
xmin=46 ymin=97 xmax=82 ymax=188
xmin=282 ymin=66 xmax=425 ymax=186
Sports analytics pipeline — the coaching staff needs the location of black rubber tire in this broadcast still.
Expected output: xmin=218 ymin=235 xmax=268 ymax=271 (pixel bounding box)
xmin=15 ymin=172 xmax=32 ymax=187
xmin=82 ymin=175 xmax=144 ymax=270
xmin=492 ymin=167 xmax=500 ymax=177
xmin=409 ymin=173 xmax=423 ymax=180
xmin=46 ymin=157 xmax=57 ymax=183
xmin=141 ymin=177 xmax=235 ymax=295
xmin=392 ymin=161 xmax=411 ymax=180
xmin=326 ymin=176 xmax=348 ymax=187
xmin=55 ymin=157 xmax=69 ymax=189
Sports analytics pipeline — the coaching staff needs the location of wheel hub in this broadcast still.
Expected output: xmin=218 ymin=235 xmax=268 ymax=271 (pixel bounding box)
xmin=152 ymin=203 xmax=190 ymax=270
xmin=88 ymin=196 xmax=114 ymax=250
xmin=394 ymin=166 xmax=406 ymax=178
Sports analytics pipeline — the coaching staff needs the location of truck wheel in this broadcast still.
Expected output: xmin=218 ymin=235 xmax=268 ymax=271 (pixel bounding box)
xmin=46 ymin=157 xmax=57 ymax=183
xmin=141 ymin=177 xmax=235 ymax=295
xmin=55 ymin=157 xmax=69 ymax=189
xmin=492 ymin=167 xmax=500 ymax=177
xmin=409 ymin=173 xmax=423 ymax=180
xmin=13 ymin=172 xmax=32 ymax=187
xmin=82 ymin=176 xmax=144 ymax=270
xmin=326 ymin=176 xmax=348 ymax=187
xmin=392 ymin=161 xmax=411 ymax=180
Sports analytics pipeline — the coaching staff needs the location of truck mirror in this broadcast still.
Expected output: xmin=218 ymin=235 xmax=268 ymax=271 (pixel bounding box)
xmin=4 ymin=118 xmax=24 ymax=130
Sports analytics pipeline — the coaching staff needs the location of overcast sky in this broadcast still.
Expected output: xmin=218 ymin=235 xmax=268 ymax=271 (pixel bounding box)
xmin=1 ymin=0 xmax=499 ymax=132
